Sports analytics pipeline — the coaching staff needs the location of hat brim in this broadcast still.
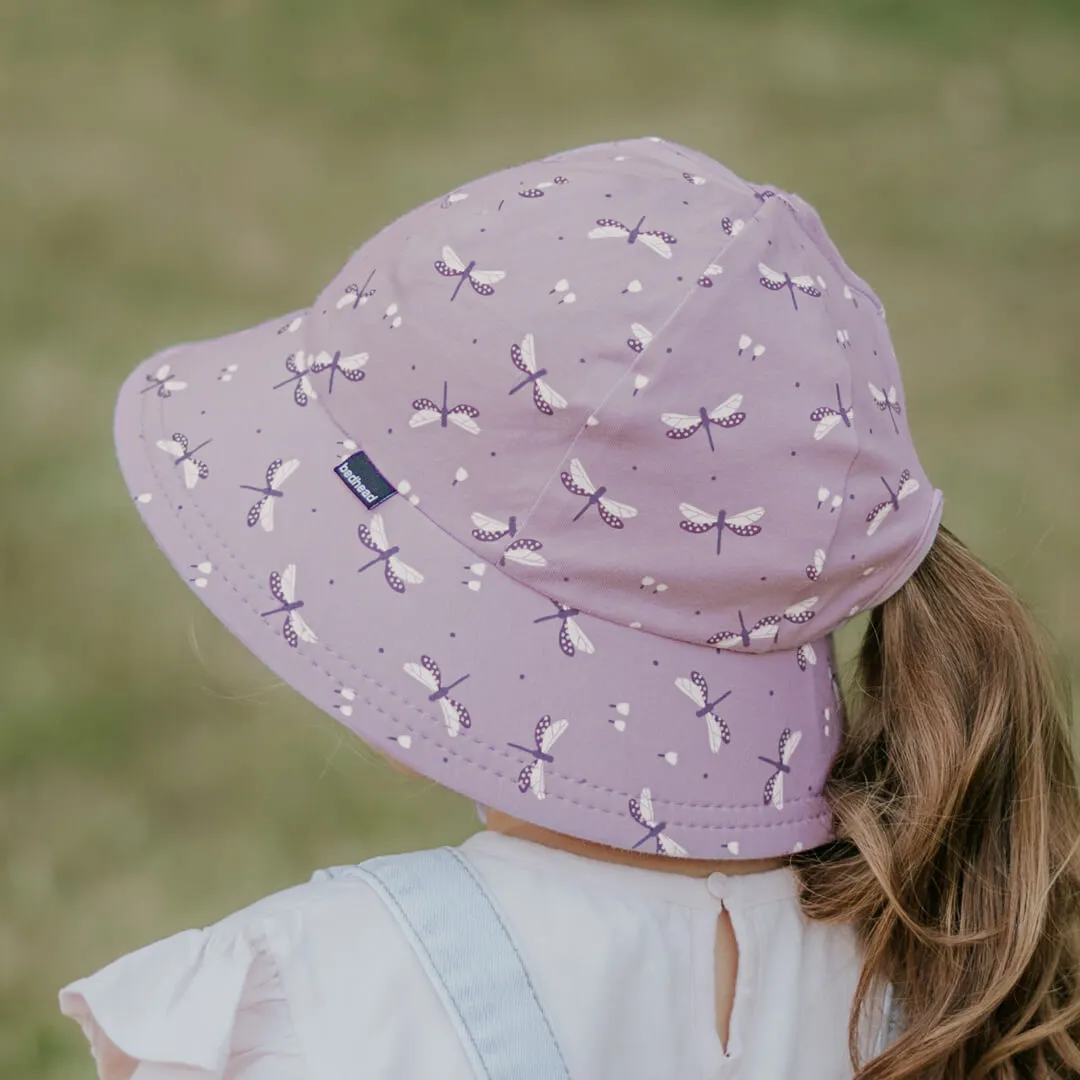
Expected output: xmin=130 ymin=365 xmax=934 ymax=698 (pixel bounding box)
xmin=115 ymin=310 xmax=840 ymax=859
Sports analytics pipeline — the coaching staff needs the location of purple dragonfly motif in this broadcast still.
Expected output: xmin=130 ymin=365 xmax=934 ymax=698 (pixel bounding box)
xmin=155 ymin=432 xmax=211 ymax=489
xmin=141 ymin=363 xmax=187 ymax=398
xmin=707 ymin=598 xmax=817 ymax=649
xmin=470 ymin=511 xmax=547 ymax=569
xmin=629 ymin=787 xmax=689 ymax=857
xmin=661 ymin=393 xmax=746 ymax=452
xmin=533 ymin=600 xmax=594 ymax=657
xmin=260 ymin=564 xmax=317 ymax=648
xmin=410 ymin=381 xmax=481 ymax=434
xmin=674 ymin=671 xmax=732 ymax=753
xmin=796 ymin=642 xmax=818 ymax=672
xmin=241 ymin=458 xmax=300 ymax=532
xmin=336 ymin=269 xmax=376 ymax=310
xmin=509 ymin=333 xmax=567 ymax=415
xmin=357 ymin=514 xmax=424 ymax=593
xmin=758 ymin=262 xmax=823 ymax=311
xmin=810 ymin=383 xmax=855 ymax=440
xmin=865 ymin=470 xmax=920 ymax=536
xmin=508 ymin=715 xmax=569 ymax=799
xmin=868 ymin=382 xmax=903 ymax=434
xmin=518 ymin=176 xmax=568 ymax=198
xmin=403 ymin=654 xmax=471 ymax=737
xmin=273 ymin=351 xmax=319 ymax=406
xmin=678 ymin=502 xmax=764 ymax=555
xmin=561 ymin=458 xmax=638 ymax=528
xmin=434 ymin=245 xmax=505 ymax=300
xmin=588 ymin=216 xmax=678 ymax=259
xmin=759 ymin=727 xmax=802 ymax=810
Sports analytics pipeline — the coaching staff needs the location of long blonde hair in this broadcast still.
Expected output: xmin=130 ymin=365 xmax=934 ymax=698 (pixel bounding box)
xmin=791 ymin=526 xmax=1080 ymax=1077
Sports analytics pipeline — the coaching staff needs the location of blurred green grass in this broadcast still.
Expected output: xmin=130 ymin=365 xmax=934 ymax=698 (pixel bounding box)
xmin=1 ymin=1 xmax=1077 ymax=1076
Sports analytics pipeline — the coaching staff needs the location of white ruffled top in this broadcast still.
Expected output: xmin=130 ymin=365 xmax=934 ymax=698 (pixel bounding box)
xmin=59 ymin=830 xmax=886 ymax=1079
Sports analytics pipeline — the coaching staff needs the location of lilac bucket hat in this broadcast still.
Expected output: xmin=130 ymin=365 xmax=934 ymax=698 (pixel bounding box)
xmin=115 ymin=136 xmax=942 ymax=859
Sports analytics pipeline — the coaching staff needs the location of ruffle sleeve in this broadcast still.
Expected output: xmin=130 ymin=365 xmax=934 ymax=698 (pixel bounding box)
xmin=58 ymin=915 xmax=302 ymax=1080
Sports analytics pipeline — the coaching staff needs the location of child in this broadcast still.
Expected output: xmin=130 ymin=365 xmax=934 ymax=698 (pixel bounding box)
xmin=59 ymin=137 xmax=1080 ymax=1079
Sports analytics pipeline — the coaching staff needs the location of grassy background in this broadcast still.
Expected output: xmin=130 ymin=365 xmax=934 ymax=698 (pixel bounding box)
xmin=1 ymin=1 xmax=1077 ymax=1075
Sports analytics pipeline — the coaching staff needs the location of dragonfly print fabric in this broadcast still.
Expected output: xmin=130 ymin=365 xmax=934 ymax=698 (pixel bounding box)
xmin=113 ymin=137 xmax=943 ymax=859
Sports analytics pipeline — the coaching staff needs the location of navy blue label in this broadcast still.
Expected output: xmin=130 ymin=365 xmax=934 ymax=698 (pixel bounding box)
xmin=334 ymin=451 xmax=397 ymax=509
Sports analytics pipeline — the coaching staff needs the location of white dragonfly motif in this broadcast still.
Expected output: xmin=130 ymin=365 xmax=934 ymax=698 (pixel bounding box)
xmin=561 ymin=458 xmax=638 ymax=529
xmin=403 ymin=654 xmax=471 ymax=737
xmin=518 ymin=176 xmax=568 ymax=198
xmin=805 ymin=548 xmax=826 ymax=582
xmin=141 ymin=363 xmax=187 ymax=398
xmin=868 ymin=382 xmax=903 ymax=434
xmin=759 ymin=728 xmax=802 ymax=810
xmin=758 ymin=262 xmax=823 ymax=311
xmin=260 ymin=564 xmax=317 ymax=648
xmin=410 ymin=381 xmax=481 ymax=435
xmin=810 ymin=383 xmax=855 ymax=440
xmin=273 ymin=350 xmax=319 ymax=407
xmin=311 ymin=348 xmax=368 ymax=394
xmin=336 ymin=270 xmax=376 ymax=310
xmin=674 ymin=671 xmax=732 ymax=754
xmin=241 ymin=457 xmax=300 ymax=532
xmin=661 ymin=393 xmax=746 ymax=452
xmin=470 ymin=511 xmax=547 ymax=568
xmin=707 ymin=598 xmax=818 ymax=649
xmin=697 ymin=264 xmax=723 ymax=288
xmin=508 ymin=715 xmax=569 ymax=800
xmin=627 ymin=322 xmax=653 ymax=353
xmin=678 ymin=503 xmax=765 ymax=555
xmin=434 ymin=245 xmax=505 ymax=301
xmin=357 ymin=513 xmax=424 ymax=593
xmin=533 ymin=601 xmax=595 ymax=658
xmin=588 ymin=216 xmax=677 ymax=259
xmin=866 ymin=470 xmax=920 ymax=536
xmin=509 ymin=333 xmax=568 ymax=415
xmin=629 ymin=787 xmax=689 ymax=857
xmin=155 ymin=432 xmax=211 ymax=489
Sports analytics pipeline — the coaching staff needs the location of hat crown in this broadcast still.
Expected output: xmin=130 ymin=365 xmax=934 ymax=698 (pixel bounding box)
xmin=304 ymin=138 xmax=939 ymax=649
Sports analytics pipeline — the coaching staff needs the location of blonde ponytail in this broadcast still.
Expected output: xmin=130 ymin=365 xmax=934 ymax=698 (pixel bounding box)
xmin=792 ymin=526 xmax=1080 ymax=1078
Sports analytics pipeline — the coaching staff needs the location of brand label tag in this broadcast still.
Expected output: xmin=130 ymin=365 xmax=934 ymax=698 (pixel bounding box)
xmin=333 ymin=451 xmax=397 ymax=509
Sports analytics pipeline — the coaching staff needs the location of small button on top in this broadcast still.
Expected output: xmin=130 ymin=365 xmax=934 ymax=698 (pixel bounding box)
xmin=706 ymin=872 xmax=727 ymax=901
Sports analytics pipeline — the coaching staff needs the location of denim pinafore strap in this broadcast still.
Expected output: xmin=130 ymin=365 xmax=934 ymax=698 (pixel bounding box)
xmin=311 ymin=847 xmax=571 ymax=1080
